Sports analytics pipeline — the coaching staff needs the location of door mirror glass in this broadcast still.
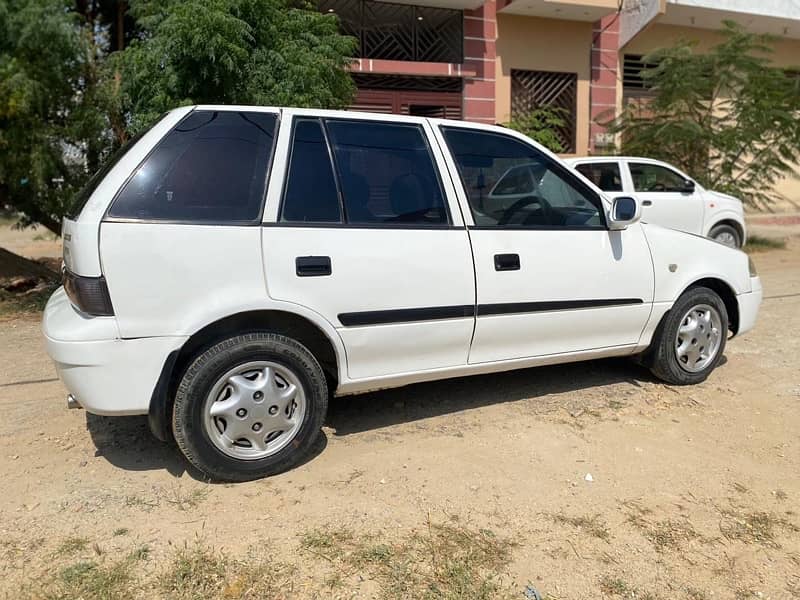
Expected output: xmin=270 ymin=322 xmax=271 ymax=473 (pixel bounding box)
xmin=609 ymin=196 xmax=639 ymax=229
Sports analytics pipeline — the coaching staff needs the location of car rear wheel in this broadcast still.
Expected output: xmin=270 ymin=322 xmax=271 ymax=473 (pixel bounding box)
xmin=646 ymin=286 xmax=728 ymax=385
xmin=708 ymin=223 xmax=741 ymax=248
xmin=172 ymin=333 xmax=328 ymax=482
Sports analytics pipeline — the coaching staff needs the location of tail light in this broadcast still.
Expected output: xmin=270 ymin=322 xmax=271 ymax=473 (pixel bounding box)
xmin=63 ymin=268 xmax=115 ymax=316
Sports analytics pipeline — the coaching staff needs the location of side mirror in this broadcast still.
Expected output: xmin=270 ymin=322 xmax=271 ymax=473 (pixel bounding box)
xmin=682 ymin=179 xmax=695 ymax=193
xmin=609 ymin=196 xmax=640 ymax=230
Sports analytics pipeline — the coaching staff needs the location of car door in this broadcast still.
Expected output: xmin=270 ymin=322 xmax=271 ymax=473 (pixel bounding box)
xmin=626 ymin=161 xmax=704 ymax=234
xmin=261 ymin=110 xmax=476 ymax=380
xmin=435 ymin=124 xmax=654 ymax=364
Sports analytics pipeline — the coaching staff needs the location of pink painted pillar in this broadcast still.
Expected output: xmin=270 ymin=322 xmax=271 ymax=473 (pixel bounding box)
xmin=589 ymin=14 xmax=620 ymax=153
xmin=462 ymin=0 xmax=497 ymax=124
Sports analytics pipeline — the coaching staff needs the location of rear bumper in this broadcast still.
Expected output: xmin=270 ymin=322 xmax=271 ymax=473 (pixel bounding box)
xmin=42 ymin=287 xmax=186 ymax=416
xmin=735 ymin=276 xmax=762 ymax=337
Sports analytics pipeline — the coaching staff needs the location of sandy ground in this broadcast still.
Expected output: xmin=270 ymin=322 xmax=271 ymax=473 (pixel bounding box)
xmin=0 ymin=222 xmax=799 ymax=599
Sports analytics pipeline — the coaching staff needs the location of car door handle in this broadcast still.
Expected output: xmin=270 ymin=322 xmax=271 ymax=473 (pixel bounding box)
xmin=494 ymin=253 xmax=520 ymax=271
xmin=642 ymin=200 xmax=653 ymax=206
xmin=295 ymin=256 xmax=331 ymax=277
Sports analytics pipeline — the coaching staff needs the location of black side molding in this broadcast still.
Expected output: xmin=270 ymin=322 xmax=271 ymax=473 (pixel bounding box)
xmin=477 ymin=298 xmax=643 ymax=316
xmin=338 ymin=298 xmax=644 ymax=327
xmin=296 ymin=256 xmax=332 ymax=277
xmin=339 ymin=305 xmax=475 ymax=327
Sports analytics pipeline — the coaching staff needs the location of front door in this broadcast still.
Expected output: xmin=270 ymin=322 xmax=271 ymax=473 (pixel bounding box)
xmin=626 ymin=161 xmax=704 ymax=234
xmin=261 ymin=111 xmax=475 ymax=380
xmin=436 ymin=125 xmax=654 ymax=364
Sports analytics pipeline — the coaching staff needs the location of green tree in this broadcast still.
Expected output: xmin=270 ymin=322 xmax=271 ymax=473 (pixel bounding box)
xmin=0 ymin=0 xmax=356 ymax=236
xmin=115 ymin=0 xmax=357 ymax=132
xmin=505 ymin=106 xmax=568 ymax=153
xmin=0 ymin=0 xmax=110 ymax=234
xmin=609 ymin=21 xmax=800 ymax=208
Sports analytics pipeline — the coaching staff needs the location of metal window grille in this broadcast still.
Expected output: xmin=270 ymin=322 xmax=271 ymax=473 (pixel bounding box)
xmin=510 ymin=69 xmax=577 ymax=153
xmin=319 ymin=0 xmax=463 ymax=63
xmin=623 ymin=54 xmax=658 ymax=90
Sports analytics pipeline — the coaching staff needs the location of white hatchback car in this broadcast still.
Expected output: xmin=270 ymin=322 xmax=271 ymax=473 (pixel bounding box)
xmin=563 ymin=157 xmax=747 ymax=248
xmin=44 ymin=106 xmax=762 ymax=481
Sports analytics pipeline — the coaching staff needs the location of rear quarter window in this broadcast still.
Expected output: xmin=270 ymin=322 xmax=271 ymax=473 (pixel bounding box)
xmin=108 ymin=111 xmax=277 ymax=223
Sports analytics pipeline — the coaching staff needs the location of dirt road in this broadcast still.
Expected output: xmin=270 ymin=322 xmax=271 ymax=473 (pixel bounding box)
xmin=1 ymin=238 xmax=798 ymax=599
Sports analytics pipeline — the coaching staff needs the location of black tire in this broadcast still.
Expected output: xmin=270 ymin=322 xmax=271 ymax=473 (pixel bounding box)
xmin=172 ymin=333 xmax=328 ymax=482
xmin=708 ymin=223 xmax=741 ymax=248
xmin=645 ymin=286 xmax=728 ymax=385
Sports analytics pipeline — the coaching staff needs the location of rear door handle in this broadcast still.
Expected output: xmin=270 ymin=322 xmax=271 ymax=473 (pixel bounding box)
xmin=295 ymin=256 xmax=331 ymax=277
xmin=494 ymin=253 xmax=520 ymax=271
xmin=642 ymin=200 xmax=653 ymax=206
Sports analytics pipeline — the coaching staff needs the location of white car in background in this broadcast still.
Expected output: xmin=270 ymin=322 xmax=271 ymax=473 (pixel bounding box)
xmin=564 ymin=157 xmax=747 ymax=248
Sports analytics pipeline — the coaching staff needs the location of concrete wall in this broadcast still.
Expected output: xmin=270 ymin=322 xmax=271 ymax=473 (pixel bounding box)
xmin=495 ymin=13 xmax=593 ymax=156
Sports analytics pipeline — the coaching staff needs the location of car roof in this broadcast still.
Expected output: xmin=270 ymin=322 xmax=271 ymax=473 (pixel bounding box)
xmin=564 ymin=156 xmax=669 ymax=164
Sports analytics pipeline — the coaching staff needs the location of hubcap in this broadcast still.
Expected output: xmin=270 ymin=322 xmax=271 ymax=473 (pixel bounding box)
xmin=674 ymin=304 xmax=723 ymax=373
xmin=202 ymin=361 xmax=306 ymax=460
xmin=714 ymin=231 xmax=737 ymax=248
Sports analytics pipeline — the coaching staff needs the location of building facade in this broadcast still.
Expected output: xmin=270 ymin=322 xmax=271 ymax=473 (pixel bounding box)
xmin=322 ymin=0 xmax=800 ymax=201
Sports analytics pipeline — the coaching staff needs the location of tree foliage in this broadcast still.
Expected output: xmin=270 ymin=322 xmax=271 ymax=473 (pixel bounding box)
xmin=0 ymin=0 xmax=356 ymax=234
xmin=115 ymin=0 xmax=356 ymax=132
xmin=0 ymin=0 xmax=109 ymax=234
xmin=610 ymin=22 xmax=800 ymax=208
xmin=505 ymin=106 xmax=568 ymax=153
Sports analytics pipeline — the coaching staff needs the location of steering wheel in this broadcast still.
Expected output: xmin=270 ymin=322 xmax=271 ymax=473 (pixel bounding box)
xmin=497 ymin=195 xmax=553 ymax=226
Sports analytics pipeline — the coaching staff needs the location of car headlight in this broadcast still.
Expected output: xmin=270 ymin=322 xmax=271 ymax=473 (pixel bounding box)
xmin=748 ymin=256 xmax=758 ymax=277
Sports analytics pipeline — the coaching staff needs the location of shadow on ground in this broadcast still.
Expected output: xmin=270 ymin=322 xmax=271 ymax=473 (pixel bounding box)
xmin=84 ymin=356 xmax=658 ymax=479
xmin=85 ymin=412 xmax=328 ymax=482
xmin=326 ymin=357 xmax=656 ymax=436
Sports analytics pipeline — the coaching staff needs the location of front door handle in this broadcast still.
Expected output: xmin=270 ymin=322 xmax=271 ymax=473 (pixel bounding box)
xmin=296 ymin=256 xmax=332 ymax=277
xmin=494 ymin=253 xmax=520 ymax=271
xmin=642 ymin=200 xmax=653 ymax=206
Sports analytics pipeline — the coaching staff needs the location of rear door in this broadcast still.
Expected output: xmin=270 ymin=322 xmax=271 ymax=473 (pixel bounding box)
xmin=261 ymin=110 xmax=475 ymax=380
xmin=436 ymin=124 xmax=654 ymax=364
xmin=626 ymin=160 xmax=704 ymax=234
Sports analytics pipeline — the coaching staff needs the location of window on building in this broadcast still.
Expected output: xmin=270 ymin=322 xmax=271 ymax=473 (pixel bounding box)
xmin=109 ymin=111 xmax=276 ymax=222
xmin=510 ymin=69 xmax=577 ymax=153
xmin=629 ymin=162 xmax=688 ymax=193
xmin=325 ymin=120 xmax=448 ymax=225
xmin=574 ymin=162 xmax=623 ymax=192
xmin=622 ymin=54 xmax=659 ymax=91
xmin=441 ymin=127 xmax=603 ymax=229
xmin=318 ymin=0 xmax=463 ymax=63
xmin=281 ymin=119 xmax=342 ymax=223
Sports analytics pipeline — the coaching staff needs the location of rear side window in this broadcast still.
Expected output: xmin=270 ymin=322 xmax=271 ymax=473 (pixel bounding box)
xmin=68 ymin=114 xmax=165 ymax=219
xmin=325 ymin=120 xmax=448 ymax=225
xmin=574 ymin=162 xmax=623 ymax=192
xmin=280 ymin=119 xmax=342 ymax=223
xmin=108 ymin=111 xmax=277 ymax=223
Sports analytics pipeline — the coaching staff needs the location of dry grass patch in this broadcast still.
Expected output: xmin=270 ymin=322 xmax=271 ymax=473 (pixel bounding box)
xmin=549 ymin=513 xmax=611 ymax=543
xmin=300 ymin=519 xmax=516 ymax=599
xmin=718 ymin=509 xmax=799 ymax=548
xmin=745 ymin=235 xmax=787 ymax=253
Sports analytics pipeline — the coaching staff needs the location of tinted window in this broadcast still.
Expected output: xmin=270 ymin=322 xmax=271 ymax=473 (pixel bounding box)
xmin=281 ymin=119 xmax=341 ymax=223
xmin=574 ymin=162 xmax=623 ymax=192
xmin=68 ymin=114 xmax=166 ymax=219
xmin=325 ymin=120 xmax=448 ymax=225
xmin=629 ymin=162 xmax=687 ymax=192
xmin=109 ymin=111 xmax=277 ymax=222
xmin=441 ymin=127 xmax=603 ymax=229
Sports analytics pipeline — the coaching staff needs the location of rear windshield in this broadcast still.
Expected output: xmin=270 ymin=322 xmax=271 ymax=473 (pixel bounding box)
xmin=107 ymin=110 xmax=277 ymax=223
xmin=67 ymin=115 xmax=165 ymax=219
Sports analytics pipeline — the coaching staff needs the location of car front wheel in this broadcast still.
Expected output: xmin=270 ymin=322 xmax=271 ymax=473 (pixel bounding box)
xmin=708 ymin=223 xmax=742 ymax=248
xmin=646 ymin=286 xmax=729 ymax=385
xmin=172 ymin=333 xmax=328 ymax=482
